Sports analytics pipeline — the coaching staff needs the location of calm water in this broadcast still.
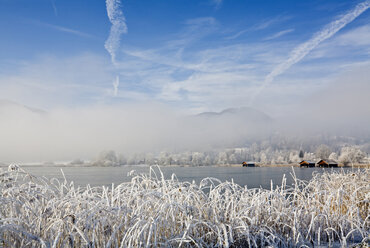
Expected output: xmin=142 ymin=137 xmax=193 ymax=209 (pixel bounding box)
xmin=4 ymin=165 xmax=354 ymax=189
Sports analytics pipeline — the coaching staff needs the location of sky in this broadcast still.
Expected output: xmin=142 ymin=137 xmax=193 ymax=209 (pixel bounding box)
xmin=0 ymin=0 xmax=369 ymax=114
xmin=0 ymin=0 xmax=370 ymax=162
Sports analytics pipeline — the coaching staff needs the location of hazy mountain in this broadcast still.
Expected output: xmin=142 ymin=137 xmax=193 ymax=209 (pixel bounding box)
xmin=0 ymin=100 xmax=46 ymax=116
xmin=196 ymin=107 xmax=272 ymax=123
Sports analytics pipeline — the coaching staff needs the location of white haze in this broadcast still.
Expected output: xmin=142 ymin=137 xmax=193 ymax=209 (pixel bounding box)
xmin=0 ymin=102 xmax=270 ymax=163
xmin=0 ymin=62 xmax=369 ymax=163
xmin=277 ymin=64 xmax=370 ymax=137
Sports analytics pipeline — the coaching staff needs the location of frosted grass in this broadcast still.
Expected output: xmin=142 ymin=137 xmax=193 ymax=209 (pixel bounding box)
xmin=0 ymin=165 xmax=369 ymax=247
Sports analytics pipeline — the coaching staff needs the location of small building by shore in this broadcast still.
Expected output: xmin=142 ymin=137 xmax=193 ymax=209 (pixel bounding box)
xmin=299 ymin=160 xmax=315 ymax=167
xmin=242 ymin=161 xmax=256 ymax=167
xmin=317 ymin=159 xmax=338 ymax=168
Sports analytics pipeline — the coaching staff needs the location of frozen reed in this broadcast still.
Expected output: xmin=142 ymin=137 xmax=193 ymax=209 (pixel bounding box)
xmin=0 ymin=166 xmax=369 ymax=247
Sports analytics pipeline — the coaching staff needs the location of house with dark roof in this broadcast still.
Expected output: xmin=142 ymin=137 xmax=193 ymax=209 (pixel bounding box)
xmin=317 ymin=159 xmax=338 ymax=168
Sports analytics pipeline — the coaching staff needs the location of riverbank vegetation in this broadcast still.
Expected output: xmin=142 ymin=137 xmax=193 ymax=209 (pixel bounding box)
xmin=1 ymin=166 xmax=369 ymax=247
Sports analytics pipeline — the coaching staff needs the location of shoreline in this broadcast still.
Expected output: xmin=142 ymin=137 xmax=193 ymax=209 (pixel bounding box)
xmin=1 ymin=163 xmax=369 ymax=169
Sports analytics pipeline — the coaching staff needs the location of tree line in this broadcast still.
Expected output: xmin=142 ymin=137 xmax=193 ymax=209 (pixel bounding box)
xmin=87 ymin=144 xmax=367 ymax=167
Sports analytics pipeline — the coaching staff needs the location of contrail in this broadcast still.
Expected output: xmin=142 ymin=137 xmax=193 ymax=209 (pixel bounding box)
xmin=113 ymin=76 xmax=120 ymax=97
xmin=105 ymin=0 xmax=127 ymax=97
xmin=105 ymin=0 xmax=127 ymax=65
xmin=213 ymin=0 xmax=223 ymax=8
xmin=34 ymin=21 xmax=94 ymax=38
xmin=249 ymin=0 xmax=370 ymax=104
xmin=50 ymin=0 xmax=58 ymax=16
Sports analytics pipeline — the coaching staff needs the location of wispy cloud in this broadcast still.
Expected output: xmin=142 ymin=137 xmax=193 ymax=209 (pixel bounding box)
xmin=225 ymin=29 xmax=248 ymax=40
xmin=225 ymin=15 xmax=292 ymax=40
xmin=7 ymin=3 xmax=369 ymax=117
xmin=336 ymin=24 xmax=370 ymax=46
xmin=163 ymin=17 xmax=217 ymax=53
xmin=304 ymin=24 xmax=370 ymax=60
xmin=117 ymin=40 xmax=287 ymax=113
xmin=211 ymin=0 xmax=223 ymax=8
xmin=107 ymin=4 xmax=370 ymax=115
xmin=185 ymin=17 xmax=216 ymax=27
xmin=249 ymin=0 xmax=370 ymax=104
xmin=105 ymin=0 xmax=128 ymax=65
xmin=253 ymin=15 xmax=292 ymax=31
xmin=264 ymin=28 xmax=294 ymax=40
xmin=0 ymin=54 xmax=113 ymax=109
xmin=33 ymin=21 xmax=94 ymax=38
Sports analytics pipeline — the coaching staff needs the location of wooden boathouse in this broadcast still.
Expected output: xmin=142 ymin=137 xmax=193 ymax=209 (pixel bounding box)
xmin=299 ymin=160 xmax=315 ymax=167
xmin=317 ymin=159 xmax=338 ymax=168
xmin=242 ymin=161 xmax=256 ymax=167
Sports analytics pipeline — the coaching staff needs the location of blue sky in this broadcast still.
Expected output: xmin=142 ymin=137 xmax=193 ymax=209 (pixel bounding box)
xmin=0 ymin=0 xmax=370 ymax=115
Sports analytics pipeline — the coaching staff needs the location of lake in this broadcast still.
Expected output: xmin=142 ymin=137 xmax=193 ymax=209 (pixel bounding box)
xmin=4 ymin=165 xmax=354 ymax=189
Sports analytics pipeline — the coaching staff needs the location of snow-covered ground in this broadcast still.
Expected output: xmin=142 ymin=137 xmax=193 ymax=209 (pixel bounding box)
xmin=0 ymin=166 xmax=369 ymax=247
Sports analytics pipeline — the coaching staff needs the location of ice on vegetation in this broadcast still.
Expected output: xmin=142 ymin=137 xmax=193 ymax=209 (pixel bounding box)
xmin=7 ymin=163 xmax=19 ymax=172
xmin=0 ymin=166 xmax=369 ymax=247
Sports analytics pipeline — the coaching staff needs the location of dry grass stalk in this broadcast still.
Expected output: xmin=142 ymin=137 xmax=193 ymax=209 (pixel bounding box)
xmin=0 ymin=166 xmax=369 ymax=247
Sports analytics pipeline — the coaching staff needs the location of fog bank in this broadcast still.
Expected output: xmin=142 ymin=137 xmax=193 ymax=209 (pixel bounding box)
xmin=0 ymin=66 xmax=369 ymax=164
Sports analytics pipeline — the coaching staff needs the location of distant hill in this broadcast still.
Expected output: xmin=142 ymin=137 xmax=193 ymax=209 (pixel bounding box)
xmin=196 ymin=107 xmax=272 ymax=123
xmin=0 ymin=99 xmax=46 ymax=115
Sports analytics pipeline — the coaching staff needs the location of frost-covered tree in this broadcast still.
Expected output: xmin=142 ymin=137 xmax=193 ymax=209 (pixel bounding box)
xmin=93 ymin=150 xmax=119 ymax=166
xmin=275 ymin=154 xmax=285 ymax=164
xmin=228 ymin=154 xmax=237 ymax=164
xmin=216 ymin=152 xmax=228 ymax=165
xmin=338 ymin=147 xmax=365 ymax=166
xmin=178 ymin=152 xmax=192 ymax=166
xmin=304 ymin=152 xmax=316 ymax=161
xmin=145 ymin=153 xmax=156 ymax=165
xmin=260 ymin=152 xmax=268 ymax=164
xmin=315 ymin=145 xmax=331 ymax=160
xmin=289 ymin=152 xmax=300 ymax=163
xmin=158 ymin=152 xmax=173 ymax=166
xmin=70 ymin=159 xmax=84 ymax=165
xmin=204 ymin=155 xmax=213 ymax=166
xmin=191 ymin=152 xmax=204 ymax=166
xmin=328 ymin=152 xmax=338 ymax=161
xmin=127 ymin=154 xmax=138 ymax=165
